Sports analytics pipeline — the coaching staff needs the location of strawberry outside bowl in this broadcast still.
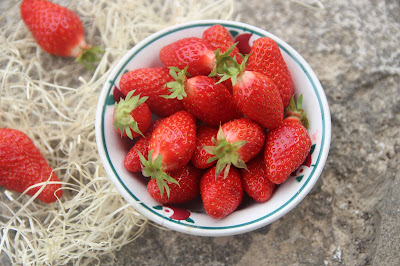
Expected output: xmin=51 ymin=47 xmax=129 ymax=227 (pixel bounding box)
xmin=95 ymin=20 xmax=331 ymax=237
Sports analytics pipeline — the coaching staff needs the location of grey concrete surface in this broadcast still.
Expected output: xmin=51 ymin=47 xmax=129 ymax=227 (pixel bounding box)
xmin=1 ymin=0 xmax=399 ymax=265
xmin=104 ymin=1 xmax=400 ymax=265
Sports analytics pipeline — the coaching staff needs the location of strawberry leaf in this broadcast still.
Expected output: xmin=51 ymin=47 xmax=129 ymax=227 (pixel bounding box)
xmin=215 ymin=52 xmax=250 ymax=87
xmin=286 ymin=94 xmax=309 ymax=129
xmin=75 ymin=46 xmax=104 ymax=71
xmin=162 ymin=66 xmax=188 ymax=100
xmin=204 ymin=126 xmax=247 ymax=179
xmin=113 ymin=90 xmax=148 ymax=139
xmin=210 ymin=42 xmax=239 ymax=78
xmin=138 ymin=149 xmax=179 ymax=199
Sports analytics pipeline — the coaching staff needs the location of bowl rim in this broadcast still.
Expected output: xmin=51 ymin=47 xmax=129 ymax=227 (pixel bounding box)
xmin=95 ymin=19 xmax=332 ymax=236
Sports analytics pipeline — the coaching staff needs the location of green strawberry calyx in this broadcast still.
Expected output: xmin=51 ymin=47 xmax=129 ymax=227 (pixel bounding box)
xmin=75 ymin=46 xmax=104 ymax=71
xmin=203 ymin=126 xmax=248 ymax=179
xmin=137 ymin=149 xmax=179 ymax=199
xmin=286 ymin=94 xmax=310 ymax=129
xmin=113 ymin=90 xmax=148 ymax=139
xmin=162 ymin=66 xmax=189 ymax=100
xmin=209 ymin=42 xmax=240 ymax=78
xmin=213 ymin=51 xmax=251 ymax=87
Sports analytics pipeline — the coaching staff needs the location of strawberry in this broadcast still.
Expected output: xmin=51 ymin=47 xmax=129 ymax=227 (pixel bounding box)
xmin=200 ymin=165 xmax=243 ymax=219
xmin=217 ymin=53 xmax=284 ymax=130
xmin=0 ymin=128 xmax=62 ymax=203
xmin=202 ymin=24 xmax=242 ymax=63
xmin=124 ymin=118 xmax=164 ymax=172
xmin=240 ymin=155 xmax=275 ymax=202
xmin=139 ymin=111 xmax=197 ymax=197
xmin=119 ymin=68 xmax=185 ymax=117
xmin=201 ymin=24 xmax=247 ymax=92
xmin=113 ymin=90 xmax=152 ymax=139
xmin=159 ymin=37 xmax=214 ymax=76
xmin=204 ymin=117 xmax=265 ymax=178
xmin=159 ymin=37 xmax=238 ymax=77
xmin=191 ymin=125 xmax=219 ymax=169
xmin=246 ymin=37 xmax=294 ymax=107
xmin=148 ymin=111 xmax=197 ymax=172
xmin=147 ymin=163 xmax=202 ymax=204
xmin=233 ymin=70 xmax=284 ymax=130
xmin=264 ymin=95 xmax=311 ymax=184
xmin=164 ymin=68 xmax=242 ymax=126
xmin=20 ymin=0 xmax=102 ymax=69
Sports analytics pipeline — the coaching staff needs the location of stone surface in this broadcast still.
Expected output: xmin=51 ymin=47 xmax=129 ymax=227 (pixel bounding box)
xmin=1 ymin=0 xmax=400 ymax=265
xmin=108 ymin=1 xmax=400 ymax=265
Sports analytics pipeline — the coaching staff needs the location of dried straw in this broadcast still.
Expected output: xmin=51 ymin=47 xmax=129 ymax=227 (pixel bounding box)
xmin=0 ymin=0 xmax=235 ymax=264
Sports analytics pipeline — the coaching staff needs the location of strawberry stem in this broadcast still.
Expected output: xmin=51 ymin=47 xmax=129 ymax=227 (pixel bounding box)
xmin=286 ymin=94 xmax=310 ymax=129
xmin=138 ymin=150 xmax=179 ymax=198
xmin=162 ymin=66 xmax=188 ymax=100
xmin=75 ymin=46 xmax=104 ymax=70
xmin=113 ymin=90 xmax=148 ymax=139
xmin=209 ymin=42 xmax=239 ymax=78
xmin=203 ymin=126 xmax=248 ymax=179
xmin=214 ymin=52 xmax=250 ymax=87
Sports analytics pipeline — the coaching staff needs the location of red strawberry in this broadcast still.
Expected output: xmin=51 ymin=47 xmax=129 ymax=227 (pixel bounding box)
xmin=124 ymin=118 xmax=164 ymax=172
xmin=246 ymin=37 xmax=294 ymax=107
xmin=0 ymin=128 xmax=62 ymax=203
xmin=264 ymin=95 xmax=311 ymax=184
xmin=147 ymin=163 xmax=202 ymax=204
xmin=113 ymin=90 xmax=152 ymax=139
xmin=240 ymin=155 xmax=275 ymax=202
xmin=200 ymin=166 xmax=243 ymax=219
xmin=139 ymin=111 xmax=197 ymax=197
xmin=233 ymin=70 xmax=284 ymax=130
xmin=159 ymin=37 xmax=238 ymax=77
xmin=20 ymin=0 xmax=102 ymax=69
xmin=202 ymin=24 xmax=242 ymax=63
xmin=204 ymin=117 xmax=265 ymax=178
xmin=221 ymin=118 xmax=266 ymax=162
xmin=165 ymin=68 xmax=242 ymax=126
xmin=191 ymin=125 xmax=218 ymax=169
xmin=148 ymin=111 xmax=197 ymax=171
xmin=159 ymin=37 xmax=215 ymax=76
xmin=119 ymin=68 xmax=185 ymax=117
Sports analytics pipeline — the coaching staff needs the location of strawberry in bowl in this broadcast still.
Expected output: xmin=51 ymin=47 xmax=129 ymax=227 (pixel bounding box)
xmin=95 ymin=20 xmax=331 ymax=237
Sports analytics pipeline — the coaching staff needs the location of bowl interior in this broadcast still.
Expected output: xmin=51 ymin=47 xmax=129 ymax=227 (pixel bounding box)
xmin=95 ymin=20 xmax=331 ymax=237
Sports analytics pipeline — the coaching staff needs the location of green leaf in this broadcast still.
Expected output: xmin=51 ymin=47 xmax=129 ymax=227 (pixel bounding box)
xmin=138 ymin=150 xmax=179 ymax=199
xmin=169 ymin=68 xmax=178 ymax=80
xmin=75 ymin=46 xmax=104 ymax=71
xmin=162 ymin=67 xmax=188 ymax=100
xmin=203 ymin=126 xmax=248 ymax=179
xmin=286 ymin=94 xmax=310 ymax=130
xmin=113 ymin=90 xmax=148 ymax=139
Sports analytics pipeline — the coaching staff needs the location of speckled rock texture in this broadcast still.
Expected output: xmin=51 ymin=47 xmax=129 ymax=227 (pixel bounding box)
xmin=105 ymin=1 xmax=400 ymax=265
xmin=107 ymin=1 xmax=400 ymax=265
xmin=1 ymin=0 xmax=400 ymax=265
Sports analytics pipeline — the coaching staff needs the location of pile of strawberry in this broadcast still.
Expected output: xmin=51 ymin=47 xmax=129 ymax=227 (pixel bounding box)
xmin=112 ymin=25 xmax=312 ymax=219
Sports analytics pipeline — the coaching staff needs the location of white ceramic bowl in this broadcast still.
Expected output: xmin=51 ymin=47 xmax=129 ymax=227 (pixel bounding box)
xmin=95 ymin=20 xmax=331 ymax=237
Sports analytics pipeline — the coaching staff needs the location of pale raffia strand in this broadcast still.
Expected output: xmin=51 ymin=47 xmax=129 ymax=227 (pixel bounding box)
xmin=0 ymin=0 xmax=236 ymax=265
